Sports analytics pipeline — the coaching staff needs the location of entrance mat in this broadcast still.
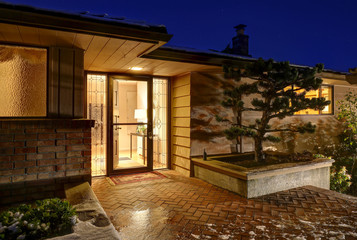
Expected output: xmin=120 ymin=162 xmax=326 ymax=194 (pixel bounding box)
xmin=107 ymin=171 xmax=167 ymax=185
xmin=119 ymin=157 xmax=131 ymax=161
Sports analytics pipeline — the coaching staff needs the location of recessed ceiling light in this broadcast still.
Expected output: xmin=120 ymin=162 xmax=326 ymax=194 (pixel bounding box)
xmin=129 ymin=67 xmax=143 ymax=71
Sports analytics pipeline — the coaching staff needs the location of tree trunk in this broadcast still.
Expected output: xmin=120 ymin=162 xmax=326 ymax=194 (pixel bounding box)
xmin=254 ymin=137 xmax=265 ymax=162
xmin=351 ymin=156 xmax=357 ymax=193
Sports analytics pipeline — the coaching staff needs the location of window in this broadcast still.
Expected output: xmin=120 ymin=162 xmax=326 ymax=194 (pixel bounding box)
xmin=0 ymin=45 xmax=47 ymax=117
xmin=294 ymin=85 xmax=333 ymax=115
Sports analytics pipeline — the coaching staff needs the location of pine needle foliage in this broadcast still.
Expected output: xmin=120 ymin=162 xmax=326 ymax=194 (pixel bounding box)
xmin=218 ymin=58 xmax=330 ymax=162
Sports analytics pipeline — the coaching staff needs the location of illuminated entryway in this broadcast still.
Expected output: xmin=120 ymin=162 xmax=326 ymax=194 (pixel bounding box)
xmin=87 ymin=74 xmax=168 ymax=176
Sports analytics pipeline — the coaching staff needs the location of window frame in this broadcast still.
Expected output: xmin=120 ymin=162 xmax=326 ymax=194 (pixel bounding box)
xmin=0 ymin=43 xmax=48 ymax=119
xmin=292 ymin=84 xmax=334 ymax=116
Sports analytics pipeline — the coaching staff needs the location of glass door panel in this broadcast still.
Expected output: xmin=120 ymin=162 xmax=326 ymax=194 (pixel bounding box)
xmin=112 ymin=79 xmax=149 ymax=170
xmin=153 ymin=78 xmax=168 ymax=169
xmin=87 ymin=74 xmax=107 ymax=176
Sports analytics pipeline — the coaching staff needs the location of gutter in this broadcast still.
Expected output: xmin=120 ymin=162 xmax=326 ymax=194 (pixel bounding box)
xmin=143 ymin=46 xmax=348 ymax=76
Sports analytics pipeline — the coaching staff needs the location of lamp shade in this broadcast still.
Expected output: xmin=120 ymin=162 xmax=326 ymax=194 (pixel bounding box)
xmin=134 ymin=109 xmax=147 ymax=120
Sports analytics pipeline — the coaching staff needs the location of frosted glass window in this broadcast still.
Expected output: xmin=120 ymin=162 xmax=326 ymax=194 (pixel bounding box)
xmin=0 ymin=45 xmax=47 ymax=117
xmin=87 ymin=74 xmax=107 ymax=176
xmin=153 ymin=77 xmax=168 ymax=169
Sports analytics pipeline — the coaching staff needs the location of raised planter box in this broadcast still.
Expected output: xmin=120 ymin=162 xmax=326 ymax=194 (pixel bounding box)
xmin=192 ymin=154 xmax=334 ymax=198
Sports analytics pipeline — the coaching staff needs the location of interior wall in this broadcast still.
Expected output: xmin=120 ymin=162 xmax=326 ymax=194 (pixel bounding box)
xmin=118 ymin=81 xmax=137 ymax=151
xmin=137 ymin=81 xmax=148 ymax=112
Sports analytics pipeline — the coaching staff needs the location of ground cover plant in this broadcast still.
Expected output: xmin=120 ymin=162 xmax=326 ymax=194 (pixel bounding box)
xmin=0 ymin=198 xmax=76 ymax=240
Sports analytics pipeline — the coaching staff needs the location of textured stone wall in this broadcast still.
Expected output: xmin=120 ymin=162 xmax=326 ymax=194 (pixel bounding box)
xmin=190 ymin=71 xmax=357 ymax=155
xmin=0 ymin=119 xmax=94 ymax=205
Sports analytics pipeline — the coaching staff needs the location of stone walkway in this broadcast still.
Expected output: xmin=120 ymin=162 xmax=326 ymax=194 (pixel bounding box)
xmin=92 ymin=170 xmax=357 ymax=240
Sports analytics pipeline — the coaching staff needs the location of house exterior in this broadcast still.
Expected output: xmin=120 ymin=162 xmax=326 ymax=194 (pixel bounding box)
xmin=0 ymin=2 xmax=355 ymax=204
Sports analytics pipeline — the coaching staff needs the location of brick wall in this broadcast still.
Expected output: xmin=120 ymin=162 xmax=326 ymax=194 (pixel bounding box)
xmin=0 ymin=119 xmax=94 ymax=205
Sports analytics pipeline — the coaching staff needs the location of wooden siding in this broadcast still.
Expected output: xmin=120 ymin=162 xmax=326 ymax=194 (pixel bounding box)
xmin=48 ymin=47 xmax=85 ymax=118
xmin=171 ymin=74 xmax=191 ymax=177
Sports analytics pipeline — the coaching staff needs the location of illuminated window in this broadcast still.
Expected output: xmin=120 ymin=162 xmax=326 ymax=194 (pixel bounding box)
xmin=294 ymin=85 xmax=333 ymax=115
xmin=0 ymin=45 xmax=47 ymax=117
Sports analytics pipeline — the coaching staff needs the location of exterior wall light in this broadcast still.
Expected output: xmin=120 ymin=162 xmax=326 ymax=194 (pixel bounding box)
xmin=129 ymin=67 xmax=143 ymax=71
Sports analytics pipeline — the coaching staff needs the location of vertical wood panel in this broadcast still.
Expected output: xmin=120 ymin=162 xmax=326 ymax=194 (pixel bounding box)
xmin=48 ymin=47 xmax=85 ymax=119
xmin=48 ymin=47 xmax=59 ymax=117
xmin=59 ymin=48 xmax=74 ymax=117
xmin=74 ymin=49 xmax=84 ymax=118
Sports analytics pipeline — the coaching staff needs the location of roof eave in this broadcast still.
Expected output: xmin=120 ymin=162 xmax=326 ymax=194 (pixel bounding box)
xmin=142 ymin=47 xmax=255 ymax=67
xmin=0 ymin=3 xmax=173 ymax=44
xmin=144 ymin=47 xmax=348 ymax=77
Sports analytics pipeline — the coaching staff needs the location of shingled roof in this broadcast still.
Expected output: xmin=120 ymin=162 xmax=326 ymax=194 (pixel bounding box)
xmin=0 ymin=1 xmax=172 ymax=42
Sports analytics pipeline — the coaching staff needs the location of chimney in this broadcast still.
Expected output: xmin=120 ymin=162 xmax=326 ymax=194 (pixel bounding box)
xmin=232 ymin=24 xmax=249 ymax=56
xmin=347 ymin=67 xmax=357 ymax=85
xmin=223 ymin=24 xmax=250 ymax=57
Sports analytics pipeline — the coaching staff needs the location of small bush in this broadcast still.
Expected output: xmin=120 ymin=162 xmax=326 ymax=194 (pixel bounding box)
xmin=0 ymin=198 xmax=76 ymax=240
xmin=330 ymin=166 xmax=352 ymax=194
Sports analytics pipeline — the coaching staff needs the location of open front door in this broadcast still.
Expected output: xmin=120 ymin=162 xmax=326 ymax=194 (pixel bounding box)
xmin=108 ymin=76 xmax=153 ymax=175
xmin=87 ymin=73 xmax=169 ymax=176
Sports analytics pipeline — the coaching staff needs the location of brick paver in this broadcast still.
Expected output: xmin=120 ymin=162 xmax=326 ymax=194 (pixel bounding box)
xmin=92 ymin=170 xmax=357 ymax=240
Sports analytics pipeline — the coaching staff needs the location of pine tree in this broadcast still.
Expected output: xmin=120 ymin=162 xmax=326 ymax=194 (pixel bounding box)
xmin=218 ymin=58 xmax=330 ymax=162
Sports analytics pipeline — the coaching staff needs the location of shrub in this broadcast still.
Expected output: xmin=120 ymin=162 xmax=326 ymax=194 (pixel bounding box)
xmin=330 ymin=166 xmax=352 ymax=194
xmin=0 ymin=198 xmax=76 ymax=240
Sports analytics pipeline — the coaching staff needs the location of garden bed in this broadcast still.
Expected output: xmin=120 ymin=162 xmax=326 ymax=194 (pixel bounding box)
xmin=192 ymin=153 xmax=334 ymax=198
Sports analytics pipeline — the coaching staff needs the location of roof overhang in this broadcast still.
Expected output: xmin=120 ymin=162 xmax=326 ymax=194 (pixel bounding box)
xmin=143 ymin=46 xmax=349 ymax=81
xmin=0 ymin=2 xmax=172 ymax=44
xmin=143 ymin=46 xmax=255 ymax=67
xmin=0 ymin=2 xmax=177 ymax=74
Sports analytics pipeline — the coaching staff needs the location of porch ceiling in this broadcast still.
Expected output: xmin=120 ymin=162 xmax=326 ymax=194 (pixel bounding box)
xmin=0 ymin=22 xmax=218 ymax=76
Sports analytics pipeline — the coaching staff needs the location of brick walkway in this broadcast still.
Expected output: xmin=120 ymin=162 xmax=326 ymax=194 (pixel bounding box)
xmin=92 ymin=170 xmax=357 ymax=240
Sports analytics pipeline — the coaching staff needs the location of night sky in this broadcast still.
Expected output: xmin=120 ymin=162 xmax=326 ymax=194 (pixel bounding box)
xmin=5 ymin=0 xmax=357 ymax=72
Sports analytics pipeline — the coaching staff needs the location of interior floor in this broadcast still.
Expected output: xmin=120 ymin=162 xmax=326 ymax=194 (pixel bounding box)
xmin=92 ymin=149 xmax=167 ymax=175
xmin=114 ymin=150 xmax=146 ymax=169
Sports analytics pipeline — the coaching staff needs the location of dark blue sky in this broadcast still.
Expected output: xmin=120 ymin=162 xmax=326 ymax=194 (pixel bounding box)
xmin=6 ymin=0 xmax=357 ymax=72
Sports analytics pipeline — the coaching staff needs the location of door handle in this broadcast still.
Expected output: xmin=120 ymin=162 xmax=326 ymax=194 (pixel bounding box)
xmin=148 ymin=131 xmax=153 ymax=140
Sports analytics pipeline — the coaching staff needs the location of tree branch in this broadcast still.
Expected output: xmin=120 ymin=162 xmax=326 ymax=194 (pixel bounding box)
xmin=265 ymin=128 xmax=300 ymax=133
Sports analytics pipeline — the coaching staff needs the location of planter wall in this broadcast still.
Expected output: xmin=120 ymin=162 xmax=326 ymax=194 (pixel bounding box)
xmin=192 ymin=157 xmax=334 ymax=198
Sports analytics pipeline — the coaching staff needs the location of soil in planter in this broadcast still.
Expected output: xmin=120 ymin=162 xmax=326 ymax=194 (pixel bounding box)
xmin=212 ymin=151 xmax=314 ymax=168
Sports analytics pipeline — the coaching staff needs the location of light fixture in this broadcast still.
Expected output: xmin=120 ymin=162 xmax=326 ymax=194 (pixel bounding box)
xmin=129 ymin=67 xmax=143 ymax=71
xmin=134 ymin=109 xmax=147 ymax=122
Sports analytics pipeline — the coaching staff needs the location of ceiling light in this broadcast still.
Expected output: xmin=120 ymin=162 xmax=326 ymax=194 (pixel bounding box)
xmin=129 ymin=67 xmax=143 ymax=71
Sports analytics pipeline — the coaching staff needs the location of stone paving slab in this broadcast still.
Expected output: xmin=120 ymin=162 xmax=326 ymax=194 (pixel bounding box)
xmin=92 ymin=170 xmax=357 ymax=240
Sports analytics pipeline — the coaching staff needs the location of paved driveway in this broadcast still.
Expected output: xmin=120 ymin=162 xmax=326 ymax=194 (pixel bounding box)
xmin=92 ymin=170 xmax=357 ymax=240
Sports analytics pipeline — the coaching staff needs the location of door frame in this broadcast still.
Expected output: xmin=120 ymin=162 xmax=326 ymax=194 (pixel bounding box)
xmin=107 ymin=74 xmax=153 ymax=175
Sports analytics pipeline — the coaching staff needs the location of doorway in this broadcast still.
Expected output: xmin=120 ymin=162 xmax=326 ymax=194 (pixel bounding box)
xmin=109 ymin=77 xmax=152 ymax=174
xmin=87 ymin=74 xmax=169 ymax=176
